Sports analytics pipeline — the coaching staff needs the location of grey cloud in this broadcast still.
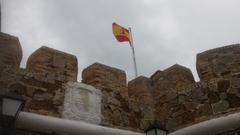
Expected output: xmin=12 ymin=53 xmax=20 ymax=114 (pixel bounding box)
xmin=4 ymin=0 xmax=240 ymax=81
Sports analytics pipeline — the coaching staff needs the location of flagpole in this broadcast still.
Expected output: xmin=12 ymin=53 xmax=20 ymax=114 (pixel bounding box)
xmin=128 ymin=27 xmax=138 ymax=78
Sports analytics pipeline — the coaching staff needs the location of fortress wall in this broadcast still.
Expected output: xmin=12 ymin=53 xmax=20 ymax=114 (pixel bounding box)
xmin=2 ymin=31 xmax=240 ymax=134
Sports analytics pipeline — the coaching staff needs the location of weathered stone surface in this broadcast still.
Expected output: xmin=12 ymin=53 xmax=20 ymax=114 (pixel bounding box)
xmin=151 ymin=64 xmax=195 ymax=130
xmin=100 ymin=90 xmax=131 ymax=128
xmin=0 ymin=68 xmax=65 ymax=117
xmin=128 ymin=76 xmax=155 ymax=130
xmin=63 ymin=82 xmax=102 ymax=124
xmin=153 ymin=77 xmax=240 ymax=132
xmin=81 ymin=63 xmax=132 ymax=129
xmin=208 ymin=91 xmax=220 ymax=104
xmin=197 ymin=44 xmax=240 ymax=81
xmin=82 ymin=63 xmax=127 ymax=96
xmin=128 ymin=76 xmax=153 ymax=104
xmin=151 ymin=64 xmax=195 ymax=95
xmin=197 ymin=103 xmax=213 ymax=117
xmin=26 ymin=46 xmax=78 ymax=82
xmin=0 ymin=32 xmax=22 ymax=69
xmin=218 ymin=80 xmax=230 ymax=92
xmin=212 ymin=100 xmax=229 ymax=114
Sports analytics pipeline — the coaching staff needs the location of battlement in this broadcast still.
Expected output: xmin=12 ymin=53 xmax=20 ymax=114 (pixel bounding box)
xmin=1 ymin=33 xmax=240 ymax=134
xmin=0 ymin=32 xmax=22 ymax=69
xmin=26 ymin=46 xmax=78 ymax=82
xmin=197 ymin=44 xmax=240 ymax=81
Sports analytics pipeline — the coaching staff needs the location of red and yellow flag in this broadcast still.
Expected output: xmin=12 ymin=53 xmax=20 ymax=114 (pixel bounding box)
xmin=112 ymin=22 xmax=131 ymax=43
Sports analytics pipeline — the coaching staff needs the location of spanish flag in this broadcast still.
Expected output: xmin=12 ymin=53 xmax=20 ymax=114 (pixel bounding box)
xmin=112 ymin=22 xmax=131 ymax=43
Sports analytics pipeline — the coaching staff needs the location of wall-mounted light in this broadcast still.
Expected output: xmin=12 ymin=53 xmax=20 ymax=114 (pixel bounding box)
xmin=145 ymin=123 xmax=168 ymax=135
xmin=0 ymin=94 xmax=25 ymax=135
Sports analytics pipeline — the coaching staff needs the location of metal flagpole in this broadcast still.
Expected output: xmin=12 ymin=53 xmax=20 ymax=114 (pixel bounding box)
xmin=128 ymin=27 xmax=138 ymax=78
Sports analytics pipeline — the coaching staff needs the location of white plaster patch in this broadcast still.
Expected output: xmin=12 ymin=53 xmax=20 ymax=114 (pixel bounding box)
xmin=62 ymin=82 xmax=102 ymax=124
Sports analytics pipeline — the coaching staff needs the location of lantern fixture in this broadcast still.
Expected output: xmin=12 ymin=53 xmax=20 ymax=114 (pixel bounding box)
xmin=0 ymin=94 xmax=25 ymax=135
xmin=145 ymin=123 xmax=168 ymax=135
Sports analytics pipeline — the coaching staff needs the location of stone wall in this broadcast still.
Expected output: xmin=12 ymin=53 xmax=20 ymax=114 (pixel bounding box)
xmin=2 ymin=32 xmax=240 ymax=135
xmin=0 ymin=67 xmax=65 ymax=117
xmin=128 ymin=76 xmax=154 ymax=130
xmin=0 ymin=35 xmax=78 ymax=117
xmin=151 ymin=45 xmax=240 ymax=132
xmin=155 ymin=77 xmax=240 ymax=131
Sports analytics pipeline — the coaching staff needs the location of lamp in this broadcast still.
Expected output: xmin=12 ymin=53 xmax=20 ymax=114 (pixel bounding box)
xmin=145 ymin=123 xmax=168 ymax=135
xmin=0 ymin=94 xmax=25 ymax=134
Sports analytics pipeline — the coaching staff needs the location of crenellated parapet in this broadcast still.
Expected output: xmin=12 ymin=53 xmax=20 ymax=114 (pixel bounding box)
xmin=1 ymin=32 xmax=240 ymax=134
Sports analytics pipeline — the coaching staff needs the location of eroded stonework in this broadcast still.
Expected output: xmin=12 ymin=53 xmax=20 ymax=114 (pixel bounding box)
xmin=81 ymin=63 xmax=131 ymax=130
xmin=26 ymin=46 xmax=78 ymax=82
xmin=128 ymin=76 xmax=154 ymax=130
xmin=82 ymin=63 xmax=128 ymax=96
xmin=0 ymin=67 xmax=65 ymax=117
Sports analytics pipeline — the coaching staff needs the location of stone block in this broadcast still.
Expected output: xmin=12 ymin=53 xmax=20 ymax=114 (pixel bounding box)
xmin=211 ymin=100 xmax=229 ymax=114
xmin=26 ymin=46 xmax=78 ymax=82
xmin=217 ymin=80 xmax=230 ymax=92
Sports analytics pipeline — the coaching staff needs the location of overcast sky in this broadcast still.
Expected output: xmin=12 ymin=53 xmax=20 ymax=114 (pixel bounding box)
xmin=3 ymin=0 xmax=240 ymax=81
